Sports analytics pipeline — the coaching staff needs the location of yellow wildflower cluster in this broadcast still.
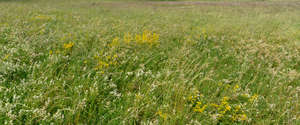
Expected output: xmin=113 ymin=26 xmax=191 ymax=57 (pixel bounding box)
xmin=136 ymin=30 xmax=159 ymax=45
xmin=48 ymin=42 xmax=74 ymax=56
xmin=49 ymin=50 xmax=53 ymax=55
xmin=123 ymin=30 xmax=159 ymax=46
xmin=107 ymin=30 xmax=159 ymax=48
xmin=94 ymin=53 xmax=118 ymax=71
xmin=188 ymin=85 xmax=260 ymax=123
xmin=188 ymin=93 xmax=207 ymax=113
xmin=194 ymin=102 xmax=207 ymax=113
xmin=124 ymin=33 xmax=133 ymax=44
xmin=212 ymin=97 xmax=248 ymax=122
xmin=157 ymin=110 xmax=168 ymax=120
xmin=249 ymin=94 xmax=259 ymax=102
xmin=233 ymin=84 xmax=239 ymax=92
xmin=63 ymin=42 xmax=74 ymax=49
xmin=109 ymin=37 xmax=120 ymax=47
xmin=49 ymin=50 xmax=60 ymax=55
xmin=188 ymin=92 xmax=203 ymax=104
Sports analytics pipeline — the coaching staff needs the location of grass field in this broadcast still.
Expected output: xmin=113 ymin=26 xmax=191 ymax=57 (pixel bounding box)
xmin=0 ymin=0 xmax=300 ymax=124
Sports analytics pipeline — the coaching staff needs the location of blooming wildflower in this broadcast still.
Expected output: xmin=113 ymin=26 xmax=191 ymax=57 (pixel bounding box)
xmin=109 ymin=37 xmax=120 ymax=47
xmin=142 ymin=30 xmax=149 ymax=42
xmin=157 ymin=110 xmax=168 ymax=120
xmin=3 ymin=54 xmax=10 ymax=60
xmin=225 ymin=105 xmax=231 ymax=111
xmin=196 ymin=101 xmax=201 ymax=105
xmin=239 ymin=114 xmax=247 ymax=121
xmin=64 ymin=42 xmax=74 ymax=49
xmin=94 ymin=55 xmax=99 ymax=59
xmin=188 ymin=95 xmax=195 ymax=103
xmin=188 ymin=91 xmax=254 ymax=123
xmin=95 ymin=61 xmax=109 ymax=70
xmin=211 ymin=103 xmax=219 ymax=108
xmin=124 ymin=33 xmax=132 ymax=44
xmin=134 ymin=30 xmax=159 ymax=45
xmin=113 ymin=54 xmax=117 ymax=58
xmin=49 ymin=50 xmax=53 ymax=55
xmin=152 ymin=33 xmax=159 ymax=42
xmin=222 ymin=96 xmax=230 ymax=102
xmin=232 ymin=115 xmax=238 ymax=122
xmin=234 ymin=84 xmax=239 ymax=91
xmin=194 ymin=104 xmax=207 ymax=113
xmin=234 ymin=105 xmax=241 ymax=112
xmin=249 ymin=94 xmax=258 ymax=102
xmin=220 ymin=110 xmax=226 ymax=114
xmin=135 ymin=34 xmax=142 ymax=43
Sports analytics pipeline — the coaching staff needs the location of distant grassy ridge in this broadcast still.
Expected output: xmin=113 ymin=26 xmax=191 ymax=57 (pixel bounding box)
xmin=101 ymin=0 xmax=299 ymax=1
xmin=1 ymin=0 xmax=298 ymax=3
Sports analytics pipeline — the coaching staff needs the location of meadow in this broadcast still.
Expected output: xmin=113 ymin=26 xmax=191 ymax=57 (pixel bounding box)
xmin=0 ymin=0 xmax=299 ymax=124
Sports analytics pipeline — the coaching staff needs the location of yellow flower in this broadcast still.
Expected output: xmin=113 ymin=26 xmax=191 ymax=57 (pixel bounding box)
xmin=109 ymin=37 xmax=120 ymax=47
xmin=135 ymin=34 xmax=142 ymax=43
xmin=113 ymin=54 xmax=118 ymax=58
xmin=235 ymin=105 xmax=241 ymax=112
xmin=124 ymin=33 xmax=132 ymax=44
xmin=188 ymin=96 xmax=195 ymax=102
xmin=239 ymin=114 xmax=247 ymax=121
xmin=64 ymin=42 xmax=74 ymax=49
xmin=49 ymin=50 xmax=53 ymax=55
xmin=211 ymin=103 xmax=219 ymax=108
xmin=225 ymin=105 xmax=231 ymax=111
xmin=134 ymin=30 xmax=159 ymax=45
xmin=157 ymin=110 xmax=168 ymax=120
xmin=232 ymin=115 xmax=238 ymax=122
xmin=249 ymin=94 xmax=259 ymax=102
xmin=152 ymin=33 xmax=159 ymax=42
xmin=234 ymin=84 xmax=239 ymax=91
xmin=194 ymin=104 xmax=207 ymax=113
xmin=221 ymin=101 xmax=228 ymax=106
xmin=220 ymin=110 xmax=226 ymax=114
xmin=222 ymin=96 xmax=229 ymax=102
xmin=3 ymin=54 xmax=10 ymax=60
xmin=196 ymin=101 xmax=202 ymax=105
xmin=142 ymin=30 xmax=150 ymax=42
xmin=95 ymin=60 xmax=109 ymax=70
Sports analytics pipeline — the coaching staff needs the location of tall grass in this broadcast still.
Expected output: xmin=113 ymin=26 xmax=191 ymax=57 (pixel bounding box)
xmin=0 ymin=0 xmax=299 ymax=124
